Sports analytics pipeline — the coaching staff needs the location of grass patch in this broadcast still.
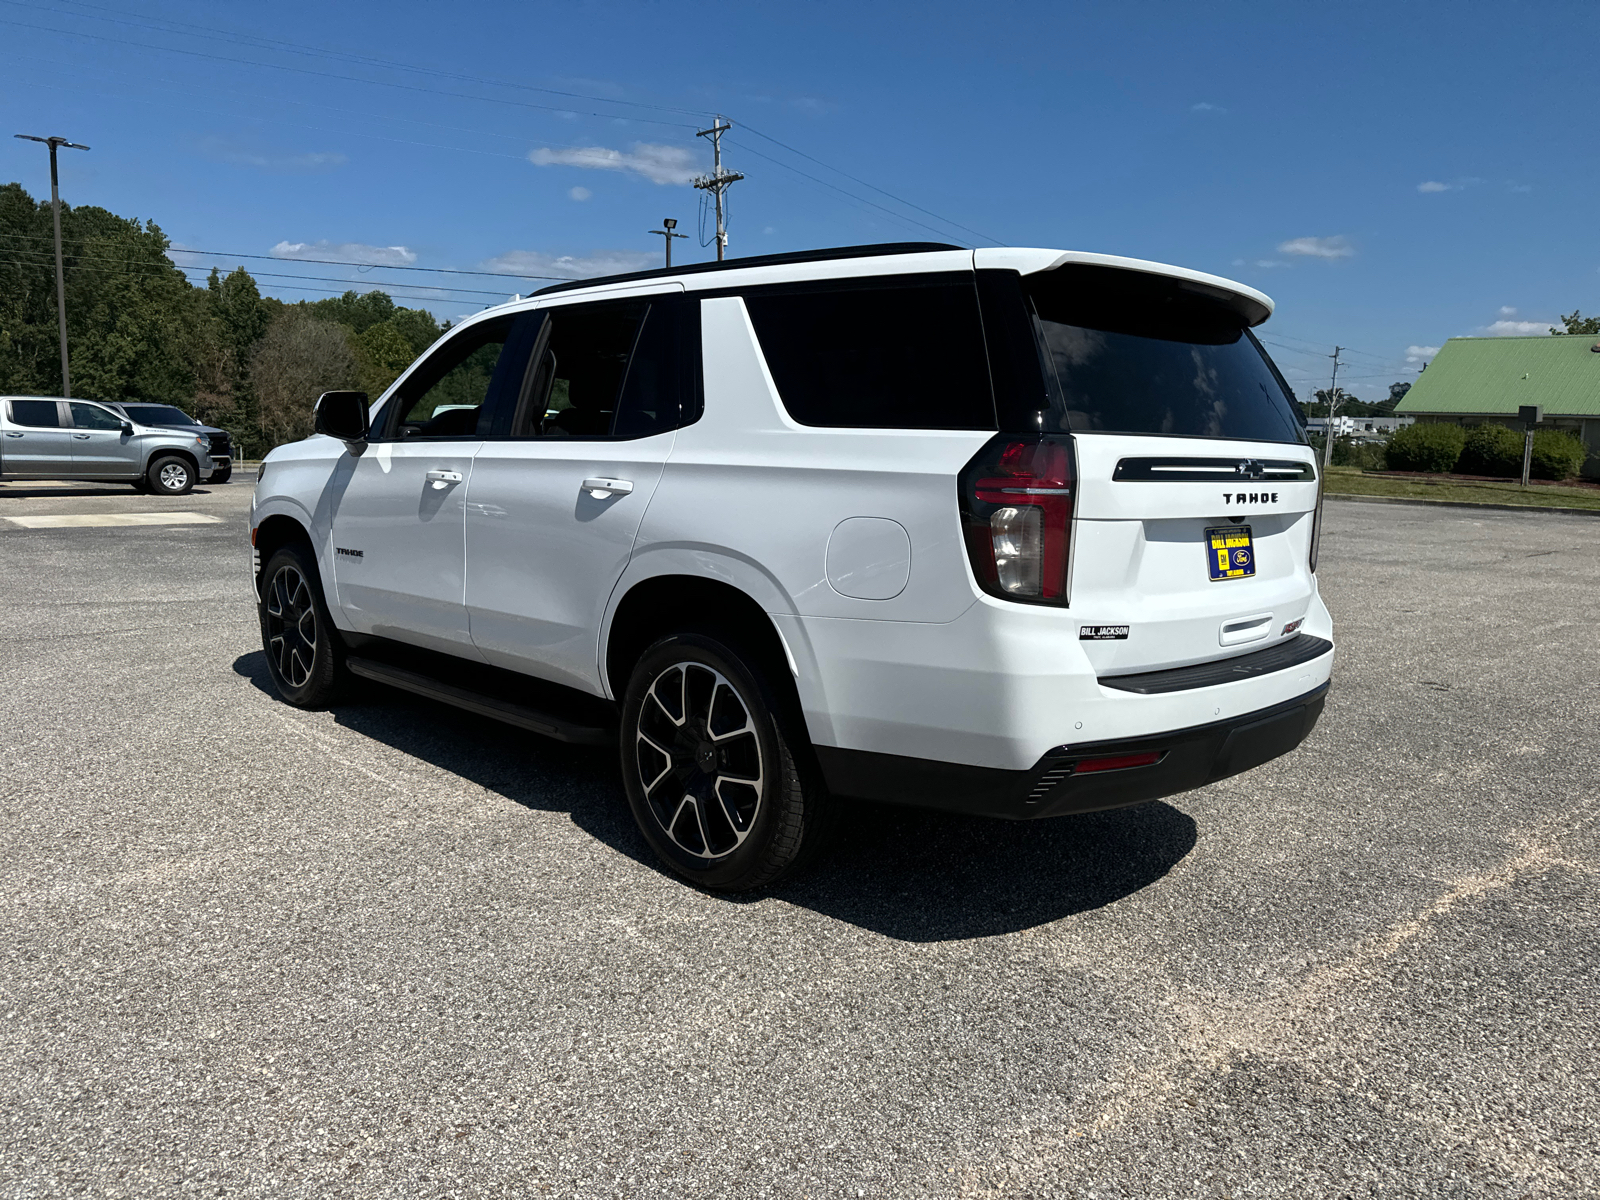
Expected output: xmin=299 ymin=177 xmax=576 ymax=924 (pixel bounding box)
xmin=1323 ymin=466 xmax=1600 ymax=511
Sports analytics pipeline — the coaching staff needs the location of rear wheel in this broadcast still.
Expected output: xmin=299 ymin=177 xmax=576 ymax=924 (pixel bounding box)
xmin=620 ymin=631 xmax=829 ymax=892
xmin=147 ymin=455 xmax=195 ymax=496
xmin=258 ymin=542 xmax=345 ymax=707
xmin=210 ymin=464 xmax=233 ymax=484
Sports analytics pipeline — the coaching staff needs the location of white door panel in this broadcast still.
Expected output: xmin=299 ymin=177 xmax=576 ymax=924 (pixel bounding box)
xmin=465 ymin=436 xmax=672 ymax=690
xmin=330 ymin=440 xmax=481 ymax=654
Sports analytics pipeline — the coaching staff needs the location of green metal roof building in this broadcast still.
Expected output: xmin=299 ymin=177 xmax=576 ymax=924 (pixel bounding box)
xmin=1395 ymin=335 xmax=1600 ymax=477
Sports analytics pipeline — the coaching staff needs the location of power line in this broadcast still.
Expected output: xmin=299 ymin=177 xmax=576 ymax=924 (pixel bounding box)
xmin=0 ymin=231 xmax=567 ymax=280
xmin=736 ymin=120 xmax=1000 ymax=246
xmin=10 ymin=0 xmax=708 ymax=119
xmin=1 ymin=3 xmax=997 ymax=251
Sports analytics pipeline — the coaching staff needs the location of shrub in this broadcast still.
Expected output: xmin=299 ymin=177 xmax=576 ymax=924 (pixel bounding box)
xmin=1384 ymin=422 xmax=1466 ymax=472
xmin=1529 ymin=430 xmax=1588 ymax=480
xmin=1456 ymin=424 xmax=1525 ymax=476
xmin=1331 ymin=438 xmax=1386 ymax=470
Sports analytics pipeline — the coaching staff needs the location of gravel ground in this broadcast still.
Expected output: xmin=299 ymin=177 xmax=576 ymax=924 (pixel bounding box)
xmin=1 ymin=480 xmax=1596 ymax=1199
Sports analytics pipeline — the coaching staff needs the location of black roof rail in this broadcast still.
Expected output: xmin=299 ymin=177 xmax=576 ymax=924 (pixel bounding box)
xmin=532 ymin=241 xmax=965 ymax=296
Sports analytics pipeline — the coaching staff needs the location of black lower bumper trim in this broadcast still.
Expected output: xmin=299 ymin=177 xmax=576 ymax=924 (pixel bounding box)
xmin=815 ymin=683 xmax=1329 ymax=820
xmin=1099 ymin=634 xmax=1333 ymax=694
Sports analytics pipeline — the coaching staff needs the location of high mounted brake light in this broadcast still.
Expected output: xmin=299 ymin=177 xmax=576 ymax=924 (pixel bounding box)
xmin=959 ymin=434 xmax=1076 ymax=605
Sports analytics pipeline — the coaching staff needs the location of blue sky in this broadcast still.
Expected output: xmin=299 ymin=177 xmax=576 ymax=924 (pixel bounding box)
xmin=3 ymin=0 xmax=1597 ymax=401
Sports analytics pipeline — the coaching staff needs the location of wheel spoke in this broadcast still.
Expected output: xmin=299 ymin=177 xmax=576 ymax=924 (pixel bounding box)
xmin=631 ymin=658 xmax=767 ymax=863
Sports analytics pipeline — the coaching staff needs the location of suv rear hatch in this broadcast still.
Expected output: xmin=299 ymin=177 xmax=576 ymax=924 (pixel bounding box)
xmin=971 ymin=259 xmax=1322 ymax=678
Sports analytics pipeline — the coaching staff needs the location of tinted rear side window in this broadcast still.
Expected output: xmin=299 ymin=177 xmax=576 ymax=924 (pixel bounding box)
xmin=1025 ymin=265 xmax=1305 ymax=445
xmin=8 ymin=400 xmax=61 ymax=428
xmin=743 ymin=275 xmax=995 ymax=429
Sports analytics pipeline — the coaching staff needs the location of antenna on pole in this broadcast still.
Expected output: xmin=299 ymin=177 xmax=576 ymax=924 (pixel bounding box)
xmin=15 ymin=133 xmax=90 ymax=398
xmin=693 ymin=117 xmax=743 ymax=262
xmin=649 ymin=217 xmax=687 ymax=268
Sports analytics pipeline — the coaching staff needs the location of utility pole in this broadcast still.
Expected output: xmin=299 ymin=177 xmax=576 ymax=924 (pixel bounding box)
xmin=649 ymin=217 xmax=687 ymax=268
xmin=1321 ymin=346 xmax=1344 ymax=476
xmin=14 ymin=134 xmax=90 ymax=398
xmin=693 ymin=117 xmax=743 ymax=261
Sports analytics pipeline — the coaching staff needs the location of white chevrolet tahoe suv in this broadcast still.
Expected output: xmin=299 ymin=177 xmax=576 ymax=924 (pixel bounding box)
xmin=251 ymin=243 xmax=1334 ymax=891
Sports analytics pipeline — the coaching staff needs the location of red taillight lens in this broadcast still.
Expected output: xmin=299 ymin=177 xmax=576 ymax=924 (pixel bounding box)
xmin=959 ymin=434 xmax=1075 ymax=605
xmin=1075 ymin=751 xmax=1162 ymax=774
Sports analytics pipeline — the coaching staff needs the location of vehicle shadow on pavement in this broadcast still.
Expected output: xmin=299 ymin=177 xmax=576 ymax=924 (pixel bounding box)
xmin=234 ymin=652 xmax=1197 ymax=942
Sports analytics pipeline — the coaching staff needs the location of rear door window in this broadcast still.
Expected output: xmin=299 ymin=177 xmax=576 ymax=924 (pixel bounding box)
xmin=505 ymin=296 xmax=695 ymax=439
xmin=742 ymin=274 xmax=995 ymax=429
xmin=8 ymin=400 xmax=62 ymax=428
xmin=1022 ymin=265 xmax=1305 ymax=444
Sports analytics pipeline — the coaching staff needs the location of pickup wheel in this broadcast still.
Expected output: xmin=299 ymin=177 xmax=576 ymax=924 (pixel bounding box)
xmin=620 ymin=631 xmax=829 ymax=892
xmin=259 ymin=543 xmax=345 ymax=708
xmin=209 ymin=464 xmax=233 ymax=484
xmin=147 ymin=455 xmax=196 ymax=496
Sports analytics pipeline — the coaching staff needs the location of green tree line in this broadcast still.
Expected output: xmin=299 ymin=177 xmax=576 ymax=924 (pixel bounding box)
xmin=0 ymin=182 xmax=449 ymax=457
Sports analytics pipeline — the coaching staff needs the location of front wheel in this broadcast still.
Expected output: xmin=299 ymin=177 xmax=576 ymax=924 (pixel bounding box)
xmin=210 ymin=465 xmax=233 ymax=484
xmin=147 ymin=455 xmax=195 ymax=496
xmin=620 ymin=631 xmax=829 ymax=892
xmin=258 ymin=543 xmax=345 ymax=707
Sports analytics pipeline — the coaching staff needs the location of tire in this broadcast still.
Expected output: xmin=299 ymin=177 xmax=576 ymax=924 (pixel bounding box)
xmin=147 ymin=455 xmax=196 ymax=496
xmin=210 ymin=465 xmax=233 ymax=484
xmin=620 ymin=630 xmax=830 ymax=892
xmin=258 ymin=542 xmax=345 ymax=708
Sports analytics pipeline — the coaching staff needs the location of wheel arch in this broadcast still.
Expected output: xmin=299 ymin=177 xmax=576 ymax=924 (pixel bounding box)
xmin=148 ymin=447 xmax=203 ymax=483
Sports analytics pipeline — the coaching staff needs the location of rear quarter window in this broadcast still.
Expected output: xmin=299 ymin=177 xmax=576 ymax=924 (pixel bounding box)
xmin=742 ymin=274 xmax=995 ymax=430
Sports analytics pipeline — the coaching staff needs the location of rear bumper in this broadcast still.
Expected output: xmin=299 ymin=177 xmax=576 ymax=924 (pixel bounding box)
xmin=815 ymin=683 xmax=1329 ymax=819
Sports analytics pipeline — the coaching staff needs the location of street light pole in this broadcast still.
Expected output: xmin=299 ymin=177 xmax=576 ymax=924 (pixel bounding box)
xmin=649 ymin=217 xmax=687 ymax=268
xmin=14 ymin=134 xmax=91 ymax=397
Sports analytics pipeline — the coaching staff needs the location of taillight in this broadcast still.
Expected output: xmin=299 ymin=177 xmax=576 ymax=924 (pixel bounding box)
xmin=1309 ymin=469 xmax=1324 ymax=574
xmin=959 ymin=434 xmax=1075 ymax=605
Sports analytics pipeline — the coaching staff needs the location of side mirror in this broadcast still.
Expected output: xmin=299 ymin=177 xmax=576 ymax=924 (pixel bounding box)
xmin=119 ymin=421 xmax=134 ymax=435
xmin=313 ymin=390 xmax=370 ymax=447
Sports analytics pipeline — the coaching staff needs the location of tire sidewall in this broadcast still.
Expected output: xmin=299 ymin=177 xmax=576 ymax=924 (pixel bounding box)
xmin=258 ymin=543 xmax=341 ymax=707
xmin=149 ymin=455 xmax=195 ymax=496
xmin=620 ymin=632 xmax=795 ymax=890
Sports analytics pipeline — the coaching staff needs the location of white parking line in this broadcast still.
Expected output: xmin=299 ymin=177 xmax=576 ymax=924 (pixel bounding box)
xmin=2 ymin=512 xmax=224 ymax=529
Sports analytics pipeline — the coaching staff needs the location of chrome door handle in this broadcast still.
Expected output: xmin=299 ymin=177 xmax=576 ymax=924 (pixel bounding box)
xmin=426 ymin=469 xmax=464 ymax=490
xmin=3 ymin=432 xmax=22 ymax=438
xmin=581 ymin=477 xmax=634 ymax=498
xmin=72 ymin=433 xmax=91 ymax=439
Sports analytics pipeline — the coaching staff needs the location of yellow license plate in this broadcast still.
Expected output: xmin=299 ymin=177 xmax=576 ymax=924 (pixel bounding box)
xmin=1206 ymin=525 xmax=1256 ymax=581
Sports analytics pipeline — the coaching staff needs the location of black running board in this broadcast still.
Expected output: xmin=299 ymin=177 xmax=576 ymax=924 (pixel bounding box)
xmin=345 ymin=655 xmax=616 ymax=746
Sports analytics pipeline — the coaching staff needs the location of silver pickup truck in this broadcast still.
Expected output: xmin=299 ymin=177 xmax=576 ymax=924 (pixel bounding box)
xmin=1 ymin=395 xmax=213 ymax=495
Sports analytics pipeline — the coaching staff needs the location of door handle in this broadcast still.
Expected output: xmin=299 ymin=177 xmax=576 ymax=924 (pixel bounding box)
xmin=581 ymin=477 xmax=634 ymax=499
xmin=3 ymin=432 xmax=21 ymax=438
xmin=426 ymin=469 xmax=464 ymax=490
xmin=72 ymin=433 xmax=91 ymax=440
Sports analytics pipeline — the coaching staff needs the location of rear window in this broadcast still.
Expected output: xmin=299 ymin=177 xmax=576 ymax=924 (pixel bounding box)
xmin=7 ymin=400 xmax=61 ymax=428
xmin=1024 ymin=265 xmax=1306 ymax=445
xmin=743 ymin=275 xmax=995 ymax=430
xmin=123 ymin=405 xmax=196 ymax=426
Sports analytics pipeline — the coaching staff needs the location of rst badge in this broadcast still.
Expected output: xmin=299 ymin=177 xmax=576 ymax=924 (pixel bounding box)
xmin=1079 ymin=625 xmax=1130 ymax=640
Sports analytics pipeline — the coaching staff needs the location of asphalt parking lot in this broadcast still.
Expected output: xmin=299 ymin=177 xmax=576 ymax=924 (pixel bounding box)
xmin=1 ymin=480 xmax=1596 ymax=1199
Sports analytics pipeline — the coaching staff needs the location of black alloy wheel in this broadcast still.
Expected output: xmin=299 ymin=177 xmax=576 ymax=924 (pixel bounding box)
xmin=635 ymin=660 xmax=766 ymax=860
xmin=621 ymin=631 xmax=829 ymax=891
xmin=258 ymin=543 xmax=344 ymax=707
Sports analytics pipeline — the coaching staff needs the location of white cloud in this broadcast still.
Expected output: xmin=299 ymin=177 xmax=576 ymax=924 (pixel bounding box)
xmin=568 ymin=186 xmax=592 ymax=201
xmin=1499 ymin=306 xmax=1517 ymax=317
xmin=1278 ymin=236 xmax=1353 ymax=260
xmin=528 ymin=142 xmax=698 ymax=185
xmin=1191 ymin=102 xmax=1227 ymax=112
xmin=1482 ymin=319 xmax=1550 ymax=336
xmin=270 ymin=240 xmax=417 ymax=267
xmin=1406 ymin=345 xmax=1440 ymax=363
xmin=195 ymin=136 xmax=346 ymax=174
xmin=1417 ymin=180 xmax=1452 ymax=193
xmin=480 ymin=249 xmax=654 ymax=280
